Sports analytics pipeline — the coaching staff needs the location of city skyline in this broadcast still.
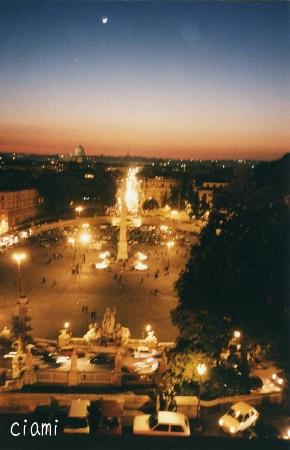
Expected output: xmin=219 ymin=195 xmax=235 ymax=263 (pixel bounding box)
xmin=0 ymin=1 xmax=289 ymax=160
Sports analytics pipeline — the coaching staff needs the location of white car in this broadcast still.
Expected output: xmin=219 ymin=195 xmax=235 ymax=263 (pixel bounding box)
xmin=133 ymin=411 xmax=190 ymax=437
xmin=219 ymin=402 xmax=259 ymax=435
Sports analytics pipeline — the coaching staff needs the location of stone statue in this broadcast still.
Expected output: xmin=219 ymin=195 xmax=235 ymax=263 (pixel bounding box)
xmin=114 ymin=323 xmax=123 ymax=345
xmin=58 ymin=328 xmax=71 ymax=347
xmin=101 ymin=307 xmax=116 ymax=336
xmin=121 ymin=326 xmax=131 ymax=346
xmin=145 ymin=330 xmax=157 ymax=349
xmin=83 ymin=323 xmax=99 ymax=343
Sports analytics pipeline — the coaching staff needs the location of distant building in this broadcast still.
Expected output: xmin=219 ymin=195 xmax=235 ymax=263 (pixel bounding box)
xmin=73 ymin=144 xmax=86 ymax=163
xmin=0 ymin=212 xmax=8 ymax=235
xmin=0 ymin=188 xmax=42 ymax=230
xmin=63 ymin=144 xmax=86 ymax=163
xmin=195 ymin=181 xmax=229 ymax=207
xmin=140 ymin=176 xmax=180 ymax=207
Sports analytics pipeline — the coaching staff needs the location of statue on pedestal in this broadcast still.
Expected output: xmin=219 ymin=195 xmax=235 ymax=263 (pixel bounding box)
xmin=145 ymin=330 xmax=157 ymax=349
xmin=83 ymin=323 xmax=102 ymax=344
xmin=58 ymin=328 xmax=71 ymax=347
xmin=101 ymin=307 xmax=116 ymax=337
xmin=121 ymin=326 xmax=131 ymax=346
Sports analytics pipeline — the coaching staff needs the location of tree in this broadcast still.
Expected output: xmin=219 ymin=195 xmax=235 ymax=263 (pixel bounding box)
xmin=191 ymin=191 xmax=200 ymax=217
xmin=172 ymin=158 xmax=290 ymax=399
xmin=169 ymin=186 xmax=180 ymax=208
xmin=164 ymin=349 xmax=215 ymax=394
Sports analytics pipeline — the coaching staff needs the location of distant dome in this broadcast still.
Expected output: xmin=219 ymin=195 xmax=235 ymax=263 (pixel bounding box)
xmin=74 ymin=145 xmax=85 ymax=157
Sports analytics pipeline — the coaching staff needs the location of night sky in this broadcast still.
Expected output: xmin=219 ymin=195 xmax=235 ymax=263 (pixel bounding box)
xmin=0 ymin=1 xmax=289 ymax=159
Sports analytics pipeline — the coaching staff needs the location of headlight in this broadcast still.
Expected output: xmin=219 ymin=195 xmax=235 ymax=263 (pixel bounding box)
xmin=230 ymin=426 xmax=236 ymax=434
xmin=272 ymin=373 xmax=277 ymax=380
xmin=278 ymin=378 xmax=284 ymax=385
xmin=219 ymin=419 xmax=224 ymax=427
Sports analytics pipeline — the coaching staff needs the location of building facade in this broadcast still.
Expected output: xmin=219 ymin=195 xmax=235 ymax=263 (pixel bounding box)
xmin=140 ymin=176 xmax=180 ymax=207
xmin=195 ymin=181 xmax=229 ymax=207
xmin=0 ymin=188 xmax=42 ymax=230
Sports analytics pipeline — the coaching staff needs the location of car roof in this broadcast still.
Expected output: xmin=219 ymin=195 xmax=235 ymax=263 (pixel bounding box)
xmin=230 ymin=402 xmax=255 ymax=414
xmin=158 ymin=411 xmax=186 ymax=426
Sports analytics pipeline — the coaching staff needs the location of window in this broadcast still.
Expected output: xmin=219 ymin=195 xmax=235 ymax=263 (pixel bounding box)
xmin=154 ymin=424 xmax=169 ymax=432
xmin=171 ymin=425 xmax=184 ymax=433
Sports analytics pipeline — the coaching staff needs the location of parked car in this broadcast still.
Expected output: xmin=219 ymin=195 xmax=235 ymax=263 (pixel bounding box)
xmin=89 ymin=354 xmax=113 ymax=366
xmin=219 ymin=402 xmax=259 ymax=435
xmin=63 ymin=399 xmax=90 ymax=434
xmin=271 ymin=370 xmax=284 ymax=387
xmin=133 ymin=411 xmax=190 ymax=437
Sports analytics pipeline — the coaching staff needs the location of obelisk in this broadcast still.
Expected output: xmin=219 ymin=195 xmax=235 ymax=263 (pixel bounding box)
xmin=117 ymin=178 xmax=128 ymax=260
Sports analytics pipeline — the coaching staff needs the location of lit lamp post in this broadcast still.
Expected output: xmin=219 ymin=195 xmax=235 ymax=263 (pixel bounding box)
xmin=166 ymin=240 xmax=174 ymax=269
xmin=75 ymin=206 xmax=83 ymax=219
xmin=233 ymin=329 xmax=242 ymax=351
xmin=12 ymin=252 xmax=27 ymax=297
xmin=196 ymin=363 xmax=207 ymax=428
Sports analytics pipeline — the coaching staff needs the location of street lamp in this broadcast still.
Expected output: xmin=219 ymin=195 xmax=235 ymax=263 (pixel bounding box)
xmin=64 ymin=321 xmax=70 ymax=330
xmin=12 ymin=252 xmax=27 ymax=297
xmin=166 ymin=240 xmax=174 ymax=269
xmin=75 ymin=206 xmax=83 ymax=218
xmin=196 ymin=363 xmax=207 ymax=427
xmin=233 ymin=330 xmax=241 ymax=339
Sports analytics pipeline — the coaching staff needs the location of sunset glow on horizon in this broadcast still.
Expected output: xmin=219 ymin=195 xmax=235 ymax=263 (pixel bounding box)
xmin=0 ymin=1 xmax=289 ymax=160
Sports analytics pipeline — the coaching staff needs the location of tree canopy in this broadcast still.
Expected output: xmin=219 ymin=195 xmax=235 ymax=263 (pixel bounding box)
xmin=172 ymin=156 xmax=290 ymax=376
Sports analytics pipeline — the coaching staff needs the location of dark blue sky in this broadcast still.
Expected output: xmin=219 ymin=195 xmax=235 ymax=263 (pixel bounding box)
xmin=0 ymin=1 xmax=289 ymax=158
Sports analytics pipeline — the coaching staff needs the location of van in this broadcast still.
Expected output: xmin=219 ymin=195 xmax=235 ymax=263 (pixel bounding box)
xmin=63 ymin=399 xmax=90 ymax=434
